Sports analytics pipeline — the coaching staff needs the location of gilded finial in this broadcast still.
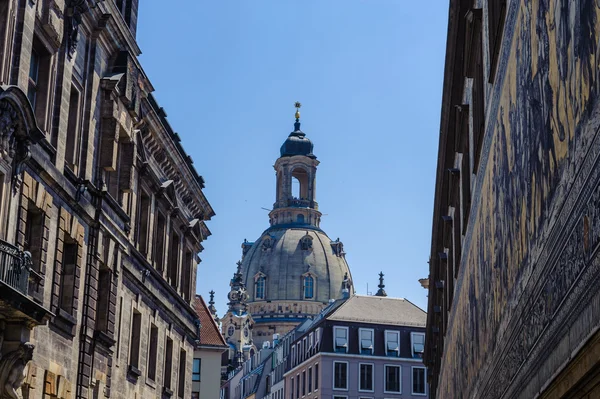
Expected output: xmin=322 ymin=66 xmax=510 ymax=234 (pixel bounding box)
xmin=294 ymin=101 xmax=301 ymax=121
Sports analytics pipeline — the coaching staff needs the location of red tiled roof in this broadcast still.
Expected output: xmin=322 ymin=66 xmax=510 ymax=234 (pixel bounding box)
xmin=193 ymin=295 xmax=228 ymax=348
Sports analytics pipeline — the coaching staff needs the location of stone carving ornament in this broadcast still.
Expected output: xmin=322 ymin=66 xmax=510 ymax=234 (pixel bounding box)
xmin=0 ymin=100 xmax=35 ymax=185
xmin=0 ymin=342 xmax=35 ymax=399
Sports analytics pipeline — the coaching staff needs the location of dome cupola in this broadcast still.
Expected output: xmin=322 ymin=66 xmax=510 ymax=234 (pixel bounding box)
xmin=230 ymin=102 xmax=353 ymax=348
xmin=279 ymin=102 xmax=316 ymax=159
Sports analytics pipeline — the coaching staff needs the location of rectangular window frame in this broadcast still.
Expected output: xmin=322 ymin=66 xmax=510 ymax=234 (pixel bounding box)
xmin=192 ymin=358 xmax=201 ymax=382
xmin=359 ymin=362 xmax=374 ymax=393
xmin=314 ymin=362 xmax=319 ymax=391
xmin=411 ymin=366 xmax=427 ymax=396
xmin=178 ymin=348 xmax=186 ymax=398
xmin=359 ymin=328 xmax=374 ymax=355
xmin=411 ymin=332 xmax=425 ymax=358
xmin=384 ymin=364 xmax=401 ymax=394
xmin=65 ymin=83 xmax=83 ymax=174
xmin=333 ymin=326 xmax=349 ymax=353
xmin=129 ymin=309 xmax=142 ymax=370
xmin=385 ymin=330 xmax=400 ymax=357
xmin=332 ymin=361 xmax=348 ymax=391
xmin=302 ymin=369 xmax=306 ymax=396
xmin=147 ymin=323 xmax=159 ymax=381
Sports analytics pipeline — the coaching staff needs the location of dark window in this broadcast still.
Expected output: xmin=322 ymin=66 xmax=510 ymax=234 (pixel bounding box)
xmin=148 ymin=324 xmax=158 ymax=380
xmin=296 ymin=373 xmax=300 ymax=399
xmin=385 ymin=365 xmax=401 ymax=393
xmin=65 ymin=85 xmax=82 ymax=173
xmin=315 ymin=363 xmax=319 ymax=390
xmin=164 ymin=336 xmax=173 ymax=389
xmin=28 ymin=37 xmax=52 ymax=131
xmin=178 ymin=349 xmax=186 ymax=398
xmin=412 ymin=367 xmax=426 ymax=395
xmin=59 ymin=239 xmax=78 ymax=314
xmin=487 ymin=0 xmax=507 ymax=82
xmin=23 ymin=200 xmax=44 ymax=272
xmin=192 ymin=358 xmax=201 ymax=381
xmin=360 ymin=364 xmax=373 ymax=391
xmin=168 ymin=232 xmax=180 ymax=289
xmin=182 ymin=251 xmax=193 ymax=301
xmin=129 ymin=310 xmax=141 ymax=368
xmin=308 ymin=367 xmax=312 ymax=392
xmin=290 ymin=377 xmax=294 ymax=399
xmin=302 ymin=370 xmax=306 ymax=396
xmin=27 ymin=49 xmax=39 ymax=107
xmin=154 ymin=211 xmax=166 ymax=271
xmin=116 ymin=297 xmax=123 ymax=358
xmin=136 ymin=192 xmax=151 ymax=255
xmin=95 ymin=265 xmax=111 ymax=332
xmin=333 ymin=362 xmax=347 ymax=389
xmin=296 ymin=214 xmax=304 ymax=224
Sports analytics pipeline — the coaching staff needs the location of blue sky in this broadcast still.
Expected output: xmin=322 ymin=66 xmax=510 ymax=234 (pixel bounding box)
xmin=137 ymin=1 xmax=449 ymax=315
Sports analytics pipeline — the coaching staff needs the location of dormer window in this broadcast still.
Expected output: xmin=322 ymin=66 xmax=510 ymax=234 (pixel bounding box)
xmin=334 ymin=326 xmax=348 ymax=353
xmin=411 ymin=332 xmax=425 ymax=358
xmin=255 ymin=275 xmax=266 ymax=300
xmin=261 ymin=235 xmax=274 ymax=251
xmin=303 ymin=275 xmax=314 ymax=299
xmin=359 ymin=328 xmax=374 ymax=355
xmin=256 ymin=277 xmax=265 ymax=299
xmin=386 ymin=330 xmax=400 ymax=357
xmin=300 ymin=234 xmax=313 ymax=250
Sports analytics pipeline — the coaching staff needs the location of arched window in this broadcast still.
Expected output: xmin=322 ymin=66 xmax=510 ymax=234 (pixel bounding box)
xmin=292 ymin=176 xmax=301 ymax=198
xmin=291 ymin=167 xmax=309 ymax=199
xmin=255 ymin=276 xmax=266 ymax=299
xmin=304 ymin=276 xmax=314 ymax=299
xmin=297 ymin=214 xmax=305 ymax=224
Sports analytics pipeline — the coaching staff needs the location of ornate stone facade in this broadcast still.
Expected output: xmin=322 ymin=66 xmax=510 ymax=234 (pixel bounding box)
xmin=426 ymin=1 xmax=600 ymax=398
xmin=0 ymin=1 xmax=213 ymax=398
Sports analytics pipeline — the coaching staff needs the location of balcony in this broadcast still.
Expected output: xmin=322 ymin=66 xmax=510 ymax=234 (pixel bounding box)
xmin=0 ymin=239 xmax=51 ymax=325
xmin=0 ymin=239 xmax=32 ymax=295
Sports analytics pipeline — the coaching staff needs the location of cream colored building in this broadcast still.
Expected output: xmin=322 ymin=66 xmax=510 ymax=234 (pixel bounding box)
xmin=192 ymin=295 xmax=228 ymax=399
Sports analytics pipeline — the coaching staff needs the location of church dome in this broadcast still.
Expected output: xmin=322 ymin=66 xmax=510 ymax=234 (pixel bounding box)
xmin=227 ymin=104 xmax=353 ymax=347
xmin=241 ymin=227 xmax=352 ymax=304
xmin=280 ymin=124 xmax=315 ymax=158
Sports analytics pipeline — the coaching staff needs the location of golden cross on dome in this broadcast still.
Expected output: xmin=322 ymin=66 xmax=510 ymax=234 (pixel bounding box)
xmin=294 ymin=101 xmax=301 ymax=120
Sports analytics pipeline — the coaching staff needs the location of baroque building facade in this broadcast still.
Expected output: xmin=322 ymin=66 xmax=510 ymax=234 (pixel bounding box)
xmin=0 ymin=1 xmax=213 ymax=398
xmin=426 ymin=1 xmax=600 ymax=398
xmin=222 ymin=106 xmax=354 ymax=357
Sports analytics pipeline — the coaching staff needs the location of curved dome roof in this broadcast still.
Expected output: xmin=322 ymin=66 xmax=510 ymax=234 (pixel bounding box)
xmin=241 ymin=227 xmax=352 ymax=304
xmin=280 ymin=122 xmax=316 ymax=158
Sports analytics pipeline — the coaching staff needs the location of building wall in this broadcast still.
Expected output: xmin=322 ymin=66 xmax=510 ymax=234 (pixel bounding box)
xmin=193 ymin=348 xmax=224 ymax=399
xmin=285 ymin=353 xmax=427 ymax=399
xmin=427 ymin=0 xmax=600 ymax=398
xmin=0 ymin=1 xmax=212 ymax=399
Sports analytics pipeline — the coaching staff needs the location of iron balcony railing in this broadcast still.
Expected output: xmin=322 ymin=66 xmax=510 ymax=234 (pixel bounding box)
xmin=0 ymin=239 xmax=32 ymax=295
